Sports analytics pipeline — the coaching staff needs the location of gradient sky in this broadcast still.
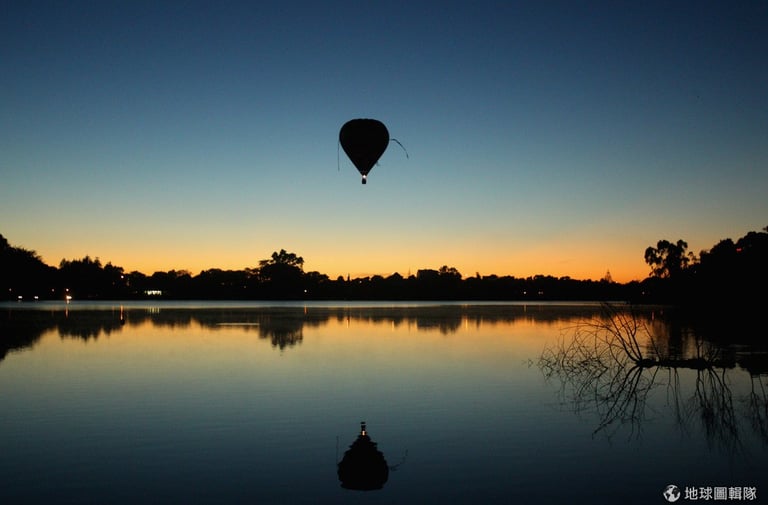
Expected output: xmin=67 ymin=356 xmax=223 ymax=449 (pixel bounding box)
xmin=2 ymin=1 xmax=766 ymax=283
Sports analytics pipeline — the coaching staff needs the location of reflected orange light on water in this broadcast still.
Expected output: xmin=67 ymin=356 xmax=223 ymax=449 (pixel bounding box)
xmin=18 ymin=310 xmax=568 ymax=379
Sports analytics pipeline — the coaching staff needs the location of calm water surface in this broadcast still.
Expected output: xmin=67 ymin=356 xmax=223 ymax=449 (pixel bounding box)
xmin=1 ymin=301 xmax=766 ymax=504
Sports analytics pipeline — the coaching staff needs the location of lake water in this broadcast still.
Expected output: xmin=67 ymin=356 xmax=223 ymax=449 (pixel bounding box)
xmin=1 ymin=301 xmax=766 ymax=504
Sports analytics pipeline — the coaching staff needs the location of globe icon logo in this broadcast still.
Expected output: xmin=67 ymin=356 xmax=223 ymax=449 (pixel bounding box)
xmin=663 ymin=484 xmax=681 ymax=502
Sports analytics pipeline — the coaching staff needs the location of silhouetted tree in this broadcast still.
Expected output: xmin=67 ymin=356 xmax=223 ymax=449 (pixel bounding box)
xmin=125 ymin=270 xmax=148 ymax=296
xmin=259 ymin=249 xmax=304 ymax=269
xmin=147 ymin=270 xmax=193 ymax=298
xmin=0 ymin=234 xmax=56 ymax=300
xmin=690 ymin=226 xmax=768 ymax=309
xmin=303 ymin=270 xmax=330 ymax=298
xmin=644 ymin=239 xmax=696 ymax=279
xmin=257 ymin=249 xmax=305 ymax=299
xmin=58 ymin=256 xmax=127 ymax=299
xmin=192 ymin=269 xmax=250 ymax=298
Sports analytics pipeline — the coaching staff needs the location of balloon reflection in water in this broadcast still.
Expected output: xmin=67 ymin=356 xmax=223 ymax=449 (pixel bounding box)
xmin=337 ymin=422 xmax=389 ymax=490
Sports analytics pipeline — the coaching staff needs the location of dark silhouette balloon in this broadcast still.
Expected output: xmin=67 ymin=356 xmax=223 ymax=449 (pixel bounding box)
xmin=339 ymin=119 xmax=390 ymax=184
xmin=337 ymin=422 xmax=389 ymax=490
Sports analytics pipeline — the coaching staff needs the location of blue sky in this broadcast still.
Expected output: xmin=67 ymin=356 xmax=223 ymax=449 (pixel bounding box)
xmin=2 ymin=1 xmax=766 ymax=282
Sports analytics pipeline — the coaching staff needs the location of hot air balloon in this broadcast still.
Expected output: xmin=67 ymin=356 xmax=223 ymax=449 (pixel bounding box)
xmin=339 ymin=118 xmax=393 ymax=184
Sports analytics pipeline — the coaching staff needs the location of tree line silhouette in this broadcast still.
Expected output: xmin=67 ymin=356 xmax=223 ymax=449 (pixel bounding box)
xmin=1 ymin=227 xmax=766 ymax=305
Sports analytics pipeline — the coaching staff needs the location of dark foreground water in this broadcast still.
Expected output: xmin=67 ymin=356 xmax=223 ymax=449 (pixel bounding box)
xmin=1 ymin=301 xmax=766 ymax=504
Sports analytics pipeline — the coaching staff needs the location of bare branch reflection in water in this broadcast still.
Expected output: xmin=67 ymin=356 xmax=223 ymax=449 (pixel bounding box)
xmin=747 ymin=373 xmax=768 ymax=444
xmin=538 ymin=304 xmax=661 ymax=439
xmin=538 ymin=303 xmax=768 ymax=455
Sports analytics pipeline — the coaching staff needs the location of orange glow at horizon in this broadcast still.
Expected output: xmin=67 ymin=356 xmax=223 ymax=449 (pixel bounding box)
xmin=32 ymin=238 xmax=650 ymax=284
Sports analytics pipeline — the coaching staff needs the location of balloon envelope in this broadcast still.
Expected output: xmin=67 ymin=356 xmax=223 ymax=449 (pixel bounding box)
xmin=339 ymin=119 xmax=390 ymax=183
